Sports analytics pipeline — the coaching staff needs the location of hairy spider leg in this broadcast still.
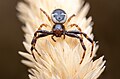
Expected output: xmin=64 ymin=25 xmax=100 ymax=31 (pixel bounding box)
xmin=69 ymin=24 xmax=82 ymax=33
xmin=82 ymin=33 xmax=94 ymax=57
xmin=33 ymin=24 xmax=50 ymax=42
xmin=64 ymin=14 xmax=75 ymax=25
xmin=34 ymin=24 xmax=48 ymax=37
xmin=63 ymin=34 xmax=65 ymax=39
xmin=51 ymin=35 xmax=56 ymax=42
xmin=65 ymin=32 xmax=86 ymax=64
xmin=40 ymin=8 xmax=53 ymax=24
xmin=67 ymin=31 xmax=94 ymax=57
xmin=69 ymin=24 xmax=84 ymax=45
xmin=31 ymin=30 xmax=53 ymax=61
xmin=32 ymin=24 xmax=49 ymax=52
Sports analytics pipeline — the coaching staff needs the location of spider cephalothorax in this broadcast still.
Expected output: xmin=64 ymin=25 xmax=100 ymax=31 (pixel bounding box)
xmin=31 ymin=8 xmax=94 ymax=64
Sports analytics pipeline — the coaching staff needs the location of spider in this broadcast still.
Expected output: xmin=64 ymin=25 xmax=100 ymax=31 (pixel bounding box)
xmin=31 ymin=8 xmax=94 ymax=64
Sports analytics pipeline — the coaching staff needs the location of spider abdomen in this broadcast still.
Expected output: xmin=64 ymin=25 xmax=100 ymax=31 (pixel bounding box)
xmin=52 ymin=23 xmax=65 ymax=37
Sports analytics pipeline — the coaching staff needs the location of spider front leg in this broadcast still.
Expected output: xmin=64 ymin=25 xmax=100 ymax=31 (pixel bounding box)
xmin=64 ymin=14 xmax=75 ymax=25
xmin=65 ymin=32 xmax=86 ymax=64
xmin=32 ymin=24 xmax=50 ymax=53
xmin=31 ymin=30 xmax=53 ymax=61
xmin=69 ymin=24 xmax=82 ymax=32
xmin=69 ymin=24 xmax=84 ymax=43
xmin=33 ymin=24 xmax=49 ymax=40
xmin=40 ymin=8 xmax=53 ymax=24
xmin=67 ymin=31 xmax=94 ymax=57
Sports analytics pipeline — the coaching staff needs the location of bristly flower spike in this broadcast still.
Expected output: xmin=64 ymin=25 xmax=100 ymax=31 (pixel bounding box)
xmin=17 ymin=0 xmax=106 ymax=79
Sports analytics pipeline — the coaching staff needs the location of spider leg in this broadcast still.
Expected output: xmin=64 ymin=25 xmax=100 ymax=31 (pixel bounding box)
xmin=82 ymin=33 xmax=94 ymax=57
xmin=64 ymin=14 xmax=75 ymax=25
xmin=63 ymin=31 xmax=66 ymax=39
xmin=38 ymin=24 xmax=49 ymax=30
xmin=68 ymin=24 xmax=84 ymax=41
xmin=51 ymin=35 xmax=56 ymax=42
xmin=31 ymin=30 xmax=53 ymax=61
xmin=67 ymin=31 xmax=94 ymax=57
xmin=40 ymin=8 xmax=53 ymax=24
xmin=65 ymin=32 xmax=86 ymax=64
xmin=34 ymin=24 xmax=49 ymax=41
xmin=63 ymin=34 xmax=65 ymax=39
xmin=69 ymin=24 xmax=82 ymax=32
xmin=32 ymin=24 xmax=49 ymax=57
xmin=68 ymin=24 xmax=84 ymax=48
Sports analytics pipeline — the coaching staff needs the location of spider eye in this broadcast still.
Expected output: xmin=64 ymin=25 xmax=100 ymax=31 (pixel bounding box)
xmin=51 ymin=9 xmax=67 ymax=23
xmin=54 ymin=15 xmax=56 ymax=17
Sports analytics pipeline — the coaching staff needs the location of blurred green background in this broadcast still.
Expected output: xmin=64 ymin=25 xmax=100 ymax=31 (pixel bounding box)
xmin=0 ymin=0 xmax=120 ymax=79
